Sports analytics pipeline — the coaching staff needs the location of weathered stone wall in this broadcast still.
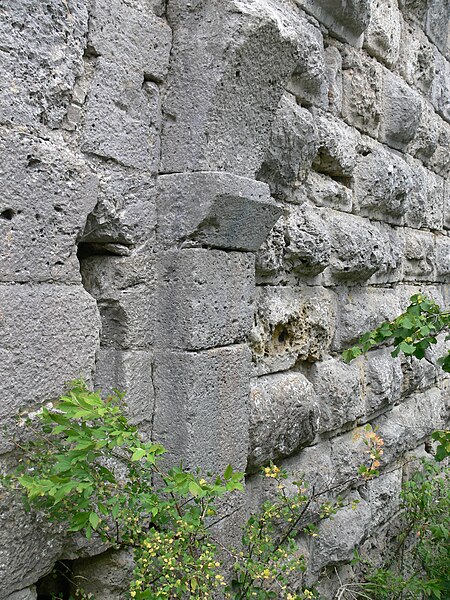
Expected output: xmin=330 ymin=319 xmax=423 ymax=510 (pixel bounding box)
xmin=0 ymin=0 xmax=449 ymax=597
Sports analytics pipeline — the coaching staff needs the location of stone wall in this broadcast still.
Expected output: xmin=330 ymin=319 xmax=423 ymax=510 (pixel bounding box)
xmin=0 ymin=0 xmax=449 ymax=597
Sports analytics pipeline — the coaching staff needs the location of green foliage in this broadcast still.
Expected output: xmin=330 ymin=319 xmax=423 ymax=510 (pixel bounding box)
xmin=2 ymin=381 xmax=368 ymax=600
xmin=343 ymin=294 xmax=450 ymax=461
xmin=353 ymin=461 xmax=450 ymax=600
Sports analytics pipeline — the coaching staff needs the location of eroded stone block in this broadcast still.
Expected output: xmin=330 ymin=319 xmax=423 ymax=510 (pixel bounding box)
xmin=70 ymin=549 xmax=134 ymax=600
xmin=81 ymin=59 xmax=158 ymax=169
xmin=364 ymin=0 xmax=402 ymax=66
xmin=313 ymin=111 xmax=360 ymax=177
xmin=295 ymin=0 xmax=371 ymax=46
xmin=155 ymin=249 xmax=254 ymax=350
xmin=380 ymin=69 xmax=422 ymax=150
xmin=0 ymin=0 xmax=88 ymax=128
xmin=257 ymin=95 xmax=317 ymax=199
xmin=436 ymin=234 xmax=450 ymax=279
xmin=324 ymin=210 xmax=385 ymax=281
xmin=325 ymin=44 xmax=344 ymax=115
xmin=364 ymin=348 xmax=403 ymax=412
xmin=248 ymin=372 xmax=318 ymax=470
xmin=156 ymin=172 xmax=281 ymax=251
xmin=0 ymin=284 xmax=100 ymax=419
xmin=250 ymin=285 xmax=337 ymax=374
xmin=397 ymin=22 xmax=436 ymax=94
xmin=304 ymin=358 xmax=365 ymax=432
xmin=405 ymin=163 xmax=444 ymax=230
xmin=0 ymin=129 xmax=97 ymax=284
xmin=152 ymin=345 xmax=251 ymax=472
xmin=353 ymin=140 xmax=413 ymax=223
xmin=431 ymin=50 xmax=450 ymax=124
xmin=88 ymin=0 xmax=172 ymax=80
xmin=341 ymin=48 xmax=383 ymax=136
xmin=303 ymin=171 xmax=353 ymax=212
xmin=283 ymin=205 xmax=331 ymax=276
xmin=403 ymin=228 xmax=436 ymax=281
xmin=426 ymin=0 xmax=450 ymax=52
xmin=333 ymin=286 xmax=402 ymax=349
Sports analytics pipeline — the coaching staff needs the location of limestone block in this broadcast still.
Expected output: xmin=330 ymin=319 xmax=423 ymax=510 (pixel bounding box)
xmin=303 ymin=171 xmax=353 ymax=212
xmin=341 ymin=48 xmax=383 ymax=137
xmin=406 ymin=99 xmax=440 ymax=164
xmin=80 ymin=168 xmax=157 ymax=248
xmin=0 ymin=130 xmax=97 ymax=284
xmin=431 ymin=50 xmax=450 ymax=124
xmin=364 ymin=0 xmax=402 ymax=66
xmin=332 ymin=286 xmax=402 ymax=349
xmin=282 ymin=441 xmax=334 ymax=492
xmin=283 ymin=205 xmax=331 ymax=276
xmin=156 ymin=172 xmax=282 ymax=251
xmin=70 ymin=549 xmax=134 ymax=599
xmin=312 ymin=112 xmax=360 ymax=177
xmin=364 ymin=469 xmax=402 ymax=530
xmin=95 ymin=349 xmax=154 ymax=429
xmin=397 ymin=22 xmax=436 ymax=94
xmin=373 ymin=387 xmax=445 ymax=463
xmin=436 ymin=234 xmax=450 ymax=279
xmin=426 ymin=0 xmax=450 ymax=53
xmin=325 ymin=45 xmax=343 ymax=115
xmin=5 ymin=589 xmax=37 ymax=600
xmin=81 ymin=59 xmax=158 ymax=169
xmin=323 ymin=210 xmax=385 ymax=281
xmin=257 ymin=95 xmax=317 ymax=199
xmin=286 ymin=22 xmax=328 ymax=108
xmin=308 ymin=496 xmax=371 ymax=576
xmin=255 ymin=219 xmax=286 ymax=280
xmin=248 ymin=373 xmax=318 ymax=470
xmin=0 ymin=494 xmax=64 ymax=597
xmin=294 ymin=0 xmax=371 ymax=46
xmin=380 ymin=70 xmax=422 ymax=150
xmin=81 ymin=254 xmax=155 ymax=350
xmin=88 ymin=0 xmax=172 ymax=80
xmin=353 ymin=139 xmax=413 ymax=223
xmin=367 ymin=221 xmax=404 ymax=284
xmin=405 ymin=161 xmax=444 ymax=230
xmin=250 ymin=285 xmax=337 ymax=374
xmin=152 ymin=345 xmax=251 ymax=472
xmin=428 ymin=117 xmax=450 ymax=177
xmin=401 ymin=352 xmax=437 ymax=395
xmin=0 ymin=284 xmax=100 ymax=424
xmin=403 ymin=228 xmax=436 ymax=281
xmin=304 ymin=358 xmax=365 ymax=433
xmin=398 ymin=0 xmax=429 ymax=26
xmin=0 ymin=0 xmax=88 ymax=128
xmin=364 ymin=348 xmax=403 ymax=413
xmin=161 ymin=0 xmax=300 ymax=175
xmin=155 ymin=249 xmax=254 ymax=350
xmin=445 ymin=180 xmax=450 ymax=228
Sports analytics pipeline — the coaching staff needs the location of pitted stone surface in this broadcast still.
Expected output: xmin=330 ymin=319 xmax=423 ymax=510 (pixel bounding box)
xmin=2 ymin=0 xmax=450 ymax=594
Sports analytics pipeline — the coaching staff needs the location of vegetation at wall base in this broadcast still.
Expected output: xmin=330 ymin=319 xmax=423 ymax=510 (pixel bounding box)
xmin=1 ymin=380 xmax=377 ymax=600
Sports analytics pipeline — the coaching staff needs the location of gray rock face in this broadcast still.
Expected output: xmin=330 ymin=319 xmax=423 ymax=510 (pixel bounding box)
xmin=248 ymin=372 xmax=318 ymax=470
xmin=0 ymin=0 xmax=89 ymax=128
xmin=2 ymin=0 xmax=450 ymax=595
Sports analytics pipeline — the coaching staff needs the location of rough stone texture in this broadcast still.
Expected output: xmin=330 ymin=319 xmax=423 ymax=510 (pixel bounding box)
xmin=248 ymin=372 xmax=318 ymax=470
xmin=257 ymin=95 xmax=317 ymax=199
xmin=250 ymin=285 xmax=337 ymax=374
xmin=152 ymin=345 xmax=251 ymax=473
xmin=70 ymin=549 xmax=134 ymax=599
xmin=155 ymin=249 xmax=255 ymax=350
xmin=0 ymin=129 xmax=98 ymax=283
xmin=156 ymin=172 xmax=281 ymax=251
xmin=2 ymin=0 xmax=450 ymax=595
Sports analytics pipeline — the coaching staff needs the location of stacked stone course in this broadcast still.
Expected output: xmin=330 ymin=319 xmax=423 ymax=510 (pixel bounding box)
xmin=0 ymin=0 xmax=449 ymax=597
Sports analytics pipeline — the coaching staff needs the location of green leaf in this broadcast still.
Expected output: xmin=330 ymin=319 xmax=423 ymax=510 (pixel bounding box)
xmin=89 ymin=512 xmax=100 ymax=530
xmin=224 ymin=464 xmax=233 ymax=480
xmin=131 ymin=448 xmax=147 ymax=461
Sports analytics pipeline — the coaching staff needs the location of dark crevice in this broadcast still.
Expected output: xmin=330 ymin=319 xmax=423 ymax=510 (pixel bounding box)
xmin=0 ymin=208 xmax=15 ymax=220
